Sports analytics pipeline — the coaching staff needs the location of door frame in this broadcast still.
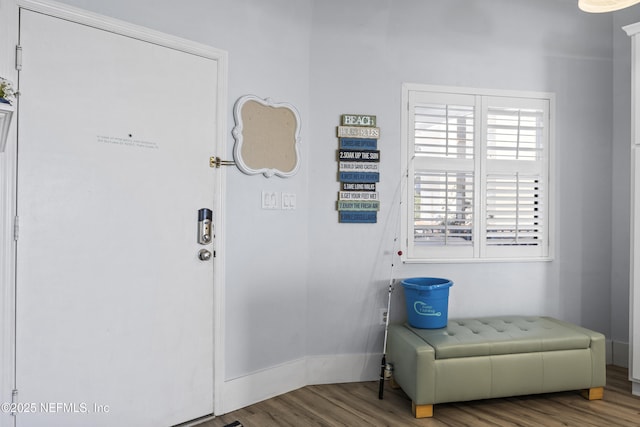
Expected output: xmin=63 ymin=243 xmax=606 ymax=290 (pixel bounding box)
xmin=0 ymin=0 xmax=228 ymax=423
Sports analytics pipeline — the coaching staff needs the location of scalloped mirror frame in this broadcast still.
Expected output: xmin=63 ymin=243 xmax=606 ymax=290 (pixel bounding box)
xmin=232 ymin=95 xmax=301 ymax=178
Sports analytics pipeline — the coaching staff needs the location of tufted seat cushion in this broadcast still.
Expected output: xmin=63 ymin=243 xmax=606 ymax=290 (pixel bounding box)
xmin=406 ymin=316 xmax=591 ymax=359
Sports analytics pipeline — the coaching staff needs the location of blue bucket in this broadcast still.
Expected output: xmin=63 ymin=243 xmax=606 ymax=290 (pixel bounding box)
xmin=401 ymin=277 xmax=453 ymax=329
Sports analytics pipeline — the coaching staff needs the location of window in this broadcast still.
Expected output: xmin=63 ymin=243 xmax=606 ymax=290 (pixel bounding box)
xmin=401 ymin=84 xmax=553 ymax=261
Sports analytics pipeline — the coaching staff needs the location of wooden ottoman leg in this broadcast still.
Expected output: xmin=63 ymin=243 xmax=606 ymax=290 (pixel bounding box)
xmin=412 ymin=402 xmax=433 ymax=418
xmin=581 ymin=387 xmax=604 ymax=400
xmin=390 ymin=376 xmax=401 ymax=390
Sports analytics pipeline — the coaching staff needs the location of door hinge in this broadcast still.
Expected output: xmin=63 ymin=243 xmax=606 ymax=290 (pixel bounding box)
xmin=13 ymin=216 xmax=19 ymax=241
xmin=209 ymin=156 xmax=235 ymax=168
xmin=15 ymin=45 xmax=22 ymax=71
xmin=11 ymin=389 xmax=17 ymax=416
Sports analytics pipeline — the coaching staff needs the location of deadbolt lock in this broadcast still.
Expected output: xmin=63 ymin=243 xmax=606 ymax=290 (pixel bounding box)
xmin=198 ymin=208 xmax=213 ymax=245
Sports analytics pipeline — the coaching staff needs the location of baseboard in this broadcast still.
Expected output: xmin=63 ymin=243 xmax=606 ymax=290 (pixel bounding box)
xmin=219 ymin=358 xmax=307 ymax=415
xmin=306 ymin=353 xmax=381 ymax=385
xmin=218 ymin=353 xmax=381 ymax=415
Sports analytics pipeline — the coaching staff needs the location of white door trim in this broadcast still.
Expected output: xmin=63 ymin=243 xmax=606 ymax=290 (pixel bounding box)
xmin=0 ymin=2 xmax=20 ymax=427
xmin=0 ymin=0 xmax=228 ymax=420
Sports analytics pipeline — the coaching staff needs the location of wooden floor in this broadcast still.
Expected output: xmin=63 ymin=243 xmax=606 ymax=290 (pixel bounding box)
xmin=204 ymin=366 xmax=639 ymax=427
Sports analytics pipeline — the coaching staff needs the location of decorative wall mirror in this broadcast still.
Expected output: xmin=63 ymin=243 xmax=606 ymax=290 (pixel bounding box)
xmin=232 ymin=95 xmax=301 ymax=178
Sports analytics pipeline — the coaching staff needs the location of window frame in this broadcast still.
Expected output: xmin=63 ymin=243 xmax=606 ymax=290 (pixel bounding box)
xmin=400 ymin=83 xmax=555 ymax=263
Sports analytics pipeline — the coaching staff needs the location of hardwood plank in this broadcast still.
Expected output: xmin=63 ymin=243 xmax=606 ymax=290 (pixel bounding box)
xmin=205 ymin=366 xmax=640 ymax=426
xmin=452 ymin=397 xmax=570 ymax=427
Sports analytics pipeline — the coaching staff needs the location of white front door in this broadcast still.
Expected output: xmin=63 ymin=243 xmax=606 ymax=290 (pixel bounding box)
xmin=15 ymin=8 xmax=220 ymax=426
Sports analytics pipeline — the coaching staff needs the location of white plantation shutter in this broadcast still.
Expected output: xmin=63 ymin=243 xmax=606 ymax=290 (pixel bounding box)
xmin=407 ymin=90 xmax=477 ymax=259
xmin=414 ymin=104 xmax=474 ymax=159
xmin=486 ymin=107 xmax=544 ymax=161
xmin=482 ymin=97 xmax=549 ymax=258
xmin=485 ymin=174 xmax=543 ymax=246
xmin=403 ymin=85 xmax=552 ymax=261
xmin=414 ymin=171 xmax=473 ymax=245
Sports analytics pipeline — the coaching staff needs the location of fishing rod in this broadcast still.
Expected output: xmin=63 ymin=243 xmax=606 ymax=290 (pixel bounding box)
xmin=376 ymin=166 xmax=408 ymax=400
xmin=378 ymin=247 xmax=402 ymax=399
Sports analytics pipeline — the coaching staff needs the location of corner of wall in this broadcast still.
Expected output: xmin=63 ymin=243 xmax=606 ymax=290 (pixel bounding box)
xmin=218 ymin=352 xmax=382 ymax=415
xmin=219 ymin=358 xmax=307 ymax=416
xmin=612 ymin=339 xmax=630 ymax=368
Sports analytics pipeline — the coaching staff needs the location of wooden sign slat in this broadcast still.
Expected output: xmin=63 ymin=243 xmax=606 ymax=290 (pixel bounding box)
xmin=338 ymin=150 xmax=380 ymax=162
xmin=339 ymin=162 xmax=379 ymax=172
xmin=339 ymin=191 xmax=379 ymax=200
xmin=341 ymin=114 xmax=377 ymax=127
xmin=337 ymin=126 xmax=380 ymax=139
xmin=337 ymin=201 xmax=380 ymax=211
xmin=339 ymin=138 xmax=378 ymax=150
xmin=342 ymin=182 xmax=377 ymax=191
xmin=339 ymin=211 xmax=377 ymax=223
xmin=339 ymin=171 xmax=380 ymax=183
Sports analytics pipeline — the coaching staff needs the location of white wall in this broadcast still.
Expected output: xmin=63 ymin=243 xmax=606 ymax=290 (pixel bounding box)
xmin=8 ymin=0 xmax=634 ymax=412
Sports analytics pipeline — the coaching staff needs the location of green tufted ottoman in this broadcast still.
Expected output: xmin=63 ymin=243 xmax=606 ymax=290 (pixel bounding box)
xmin=386 ymin=316 xmax=606 ymax=418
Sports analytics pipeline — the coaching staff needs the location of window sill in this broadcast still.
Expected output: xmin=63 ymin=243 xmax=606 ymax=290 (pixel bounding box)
xmin=402 ymin=256 xmax=554 ymax=264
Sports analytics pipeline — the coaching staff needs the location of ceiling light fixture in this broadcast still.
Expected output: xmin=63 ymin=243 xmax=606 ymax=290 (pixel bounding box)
xmin=579 ymin=0 xmax=640 ymax=13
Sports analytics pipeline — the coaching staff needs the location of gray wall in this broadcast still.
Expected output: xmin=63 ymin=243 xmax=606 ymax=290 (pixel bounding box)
xmin=52 ymin=0 xmax=631 ymax=380
xmin=307 ymin=0 xmax=616 ymax=360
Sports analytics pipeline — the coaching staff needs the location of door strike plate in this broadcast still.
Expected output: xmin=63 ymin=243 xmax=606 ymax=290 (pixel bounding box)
xmin=210 ymin=156 xmax=236 ymax=168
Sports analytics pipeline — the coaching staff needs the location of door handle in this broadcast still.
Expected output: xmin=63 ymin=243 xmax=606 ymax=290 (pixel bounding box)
xmin=198 ymin=249 xmax=212 ymax=261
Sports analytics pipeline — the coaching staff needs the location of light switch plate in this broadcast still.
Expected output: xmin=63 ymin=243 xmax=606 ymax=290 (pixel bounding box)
xmin=262 ymin=191 xmax=279 ymax=209
xmin=281 ymin=192 xmax=296 ymax=210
